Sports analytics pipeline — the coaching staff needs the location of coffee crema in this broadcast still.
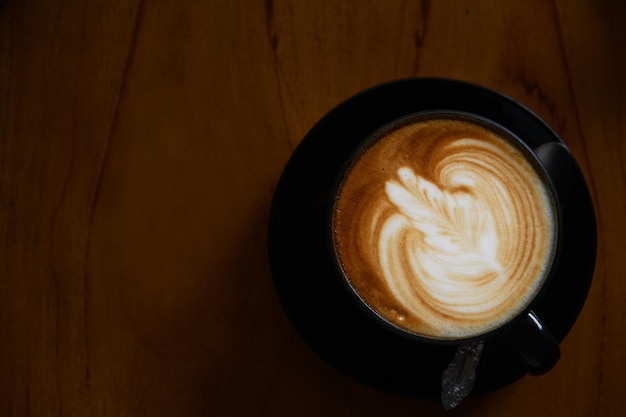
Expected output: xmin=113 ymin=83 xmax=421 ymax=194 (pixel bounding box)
xmin=332 ymin=115 xmax=557 ymax=340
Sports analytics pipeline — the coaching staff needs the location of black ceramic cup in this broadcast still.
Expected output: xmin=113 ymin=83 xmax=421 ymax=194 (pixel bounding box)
xmin=330 ymin=110 xmax=563 ymax=374
xmin=268 ymin=78 xmax=596 ymax=399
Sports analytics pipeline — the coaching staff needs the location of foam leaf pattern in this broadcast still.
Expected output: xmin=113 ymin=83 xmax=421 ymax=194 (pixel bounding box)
xmin=385 ymin=167 xmax=502 ymax=282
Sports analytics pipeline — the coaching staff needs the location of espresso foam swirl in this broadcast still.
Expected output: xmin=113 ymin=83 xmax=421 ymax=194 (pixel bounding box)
xmin=333 ymin=118 xmax=556 ymax=339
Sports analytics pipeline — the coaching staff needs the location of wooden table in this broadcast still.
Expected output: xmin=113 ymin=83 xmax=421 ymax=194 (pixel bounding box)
xmin=1 ymin=1 xmax=624 ymax=416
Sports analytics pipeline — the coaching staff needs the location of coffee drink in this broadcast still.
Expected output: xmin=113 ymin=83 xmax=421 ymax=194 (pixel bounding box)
xmin=332 ymin=114 xmax=557 ymax=340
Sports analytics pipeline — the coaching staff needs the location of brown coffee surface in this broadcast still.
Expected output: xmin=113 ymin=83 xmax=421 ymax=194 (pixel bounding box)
xmin=332 ymin=116 xmax=557 ymax=340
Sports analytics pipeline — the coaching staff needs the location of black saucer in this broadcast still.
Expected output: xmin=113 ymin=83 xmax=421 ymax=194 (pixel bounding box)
xmin=268 ymin=78 xmax=596 ymax=399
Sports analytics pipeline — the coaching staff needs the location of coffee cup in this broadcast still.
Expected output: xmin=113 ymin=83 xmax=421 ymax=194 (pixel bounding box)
xmin=268 ymin=78 xmax=596 ymax=400
xmin=331 ymin=111 xmax=562 ymax=376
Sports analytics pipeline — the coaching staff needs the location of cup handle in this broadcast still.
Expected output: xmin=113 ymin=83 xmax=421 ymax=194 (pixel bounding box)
xmin=500 ymin=310 xmax=560 ymax=375
xmin=534 ymin=141 xmax=573 ymax=209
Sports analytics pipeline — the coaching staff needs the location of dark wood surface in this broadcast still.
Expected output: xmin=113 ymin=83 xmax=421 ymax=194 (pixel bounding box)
xmin=1 ymin=1 xmax=624 ymax=415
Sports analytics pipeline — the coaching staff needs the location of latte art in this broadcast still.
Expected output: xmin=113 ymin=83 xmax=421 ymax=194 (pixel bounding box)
xmin=333 ymin=116 xmax=557 ymax=339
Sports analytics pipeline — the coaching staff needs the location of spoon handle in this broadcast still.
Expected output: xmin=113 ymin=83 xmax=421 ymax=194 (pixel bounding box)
xmin=441 ymin=340 xmax=485 ymax=410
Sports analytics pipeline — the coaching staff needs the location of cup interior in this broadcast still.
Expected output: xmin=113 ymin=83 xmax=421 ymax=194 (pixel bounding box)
xmin=329 ymin=110 xmax=563 ymax=345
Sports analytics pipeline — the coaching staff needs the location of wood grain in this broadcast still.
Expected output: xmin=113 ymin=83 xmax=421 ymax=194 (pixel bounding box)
xmin=0 ymin=0 xmax=624 ymax=416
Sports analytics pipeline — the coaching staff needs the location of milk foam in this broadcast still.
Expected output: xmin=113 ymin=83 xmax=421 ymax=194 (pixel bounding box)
xmin=333 ymin=118 xmax=556 ymax=339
